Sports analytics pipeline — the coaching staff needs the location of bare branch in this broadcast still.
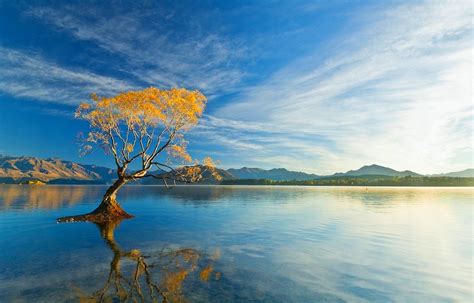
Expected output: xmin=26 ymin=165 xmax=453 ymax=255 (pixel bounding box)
xmin=75 ymin=87 xmax=210 ymax=199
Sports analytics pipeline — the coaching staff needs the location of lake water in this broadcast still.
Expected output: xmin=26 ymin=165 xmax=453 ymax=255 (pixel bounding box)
xmin=0 ymin=185 xmax=472 ymax=302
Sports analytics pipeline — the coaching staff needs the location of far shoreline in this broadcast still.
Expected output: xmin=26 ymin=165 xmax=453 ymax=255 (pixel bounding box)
xmin=2 ymin=183 xmax=474 ymax=188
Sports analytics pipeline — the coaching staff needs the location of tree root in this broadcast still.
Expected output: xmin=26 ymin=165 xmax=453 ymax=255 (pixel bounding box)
xmin=57 ymin=200 xmax=133 ymax=224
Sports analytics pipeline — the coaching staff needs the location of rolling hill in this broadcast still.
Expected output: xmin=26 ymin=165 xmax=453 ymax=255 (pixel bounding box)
xmin=227 ymin=167 xmax=320 ymax=181
xmin=0 ymin=155 xmax=471 ymax=184
xmin=140 ymin=165 xmax=234 ymax=185
xmin=330 ymin=164 xmax=421 ymax=178
xmin=430 ymin=168 xmax=474 ymax=178
xmin=0 ymin=155 xmax=115 ymax=184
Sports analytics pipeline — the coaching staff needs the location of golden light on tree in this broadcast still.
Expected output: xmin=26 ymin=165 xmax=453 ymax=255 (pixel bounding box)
xmin=58 ymin=87 xmax=219 ymax=223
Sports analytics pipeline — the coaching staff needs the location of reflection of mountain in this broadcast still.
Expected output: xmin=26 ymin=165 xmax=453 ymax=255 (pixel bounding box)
xmin=75 ymin=220 xmax=220 ymax=302
xmin=0 ymin=155 xmax=115 ymax=184
xmin=0 ymin=185 xmax=103 ymax=210
xmin=123 ymin=185 xmax=232 ymax=203
xmin=0 ymin=185 xmax=235 ymax=211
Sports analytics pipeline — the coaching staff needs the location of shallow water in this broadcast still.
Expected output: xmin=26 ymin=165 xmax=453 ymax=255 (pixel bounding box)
xmin=0 ymin=185 xmax=472 ymax=302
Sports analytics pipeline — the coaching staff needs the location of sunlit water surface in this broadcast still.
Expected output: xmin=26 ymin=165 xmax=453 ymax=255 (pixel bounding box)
xmin=0 ymin=185 xmax=472 ymax=302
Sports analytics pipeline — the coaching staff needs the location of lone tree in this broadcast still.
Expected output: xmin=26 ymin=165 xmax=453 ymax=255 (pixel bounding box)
xmin=58 ymin=87 xmax=219 ymax=223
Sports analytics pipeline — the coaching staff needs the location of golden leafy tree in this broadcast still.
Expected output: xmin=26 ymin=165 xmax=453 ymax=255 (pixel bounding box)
xmin=58 ymin=87 xmax=220 ymax=223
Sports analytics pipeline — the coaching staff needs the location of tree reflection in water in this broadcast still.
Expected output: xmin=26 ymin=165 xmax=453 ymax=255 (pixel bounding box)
xmin=76 ymin=220 xmax=220 ymax=302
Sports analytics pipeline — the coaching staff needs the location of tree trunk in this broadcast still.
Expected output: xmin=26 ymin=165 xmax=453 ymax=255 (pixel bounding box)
xmin=57 ymin=177 xmax=133 ymax=223
xmin=92 ymin=178 xmax=132 ymax=217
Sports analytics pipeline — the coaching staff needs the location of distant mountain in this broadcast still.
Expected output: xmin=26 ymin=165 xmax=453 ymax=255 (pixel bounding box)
xmin=226 ymin=167 xmax=265 ymax=179
xmin=331 ymin=164 xmax=422 ymax=178
xmin=0 ymin=155 xmax=471 ymax=185
xmin=227 ymin=167 xmax=320 ymax=181
xmin=141 ymin=165 xmax=234 ymax=185
xmin=0 ymin=155 xmax=115 ymax=184
xmin=430 ymin=168 xmax=474 ymax=178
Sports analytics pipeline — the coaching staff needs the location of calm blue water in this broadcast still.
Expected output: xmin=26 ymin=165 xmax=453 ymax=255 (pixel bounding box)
xmin=0 ymin=185 xmax=472 ymax=302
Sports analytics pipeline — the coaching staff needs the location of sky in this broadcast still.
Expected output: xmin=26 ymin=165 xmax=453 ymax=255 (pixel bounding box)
xmin=0 ymin=0 xmax=472 ymax=175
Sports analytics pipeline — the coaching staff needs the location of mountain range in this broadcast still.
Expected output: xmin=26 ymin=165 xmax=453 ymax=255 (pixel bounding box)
xmin=227 ymin=167 xmax=320 ymax=181
xmin=429 ymin=169 xmax=474 ymax=178
xmin=331 ymin=164 xmax=422 ymax=177
xmin=0 ymin=155 xmax=115 ymax=184
xmin=0 ymin=155 xmax=472 ymax=184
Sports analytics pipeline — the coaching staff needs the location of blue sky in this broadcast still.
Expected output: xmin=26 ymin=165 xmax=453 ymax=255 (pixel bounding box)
xmin=0 ymin=0 xmax=472 ymax=174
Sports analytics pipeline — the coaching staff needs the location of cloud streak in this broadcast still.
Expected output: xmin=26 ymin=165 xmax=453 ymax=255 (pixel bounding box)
xmin=0 ymin=1 xmax=471 ymax=174
xmin=26 ymin=4 xmax=247 ymax=97
xmin=208 ymin=0 xmax=473 ymax=174
xmin=0 ymin=47 xmax=135 ymax=104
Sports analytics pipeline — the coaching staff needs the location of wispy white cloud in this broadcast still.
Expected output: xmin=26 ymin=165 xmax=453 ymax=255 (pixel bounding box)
xmin=0 ymin=47 xmax=135 ymax=104
xmin=26 ymin=4 xmax=247 ymax=97
xmin=0 ymin=1 xmax=471 ymax=174
xmin=209 ymin=0 xmax=473 ymax=174
xmin=0 ymin=2 xmax=247 ymax=105
xmin=192 ymin=115 xmax=340 ymax=172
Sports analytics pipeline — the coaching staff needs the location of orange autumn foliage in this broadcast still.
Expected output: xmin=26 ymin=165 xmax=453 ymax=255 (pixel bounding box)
xmin=76 ymin=87 xmax=206 ymax=165
xmin=75 ymin=87 xmax=219 ymax=185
